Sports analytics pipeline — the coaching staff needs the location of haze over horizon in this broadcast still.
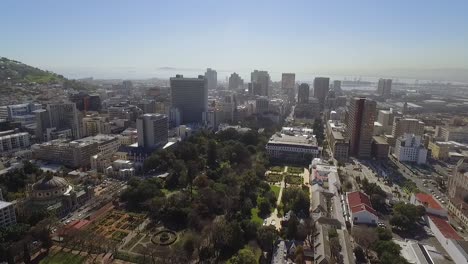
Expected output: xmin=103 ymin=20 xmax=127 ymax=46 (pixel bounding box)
xmin=2 ymin=0 xmax=468 ymax=82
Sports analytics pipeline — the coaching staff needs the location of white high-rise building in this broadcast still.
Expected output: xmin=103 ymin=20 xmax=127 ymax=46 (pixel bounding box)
xmin=394 ymin=133 xmax=428 ymax=164
xmin=205 ymin=68 xmax=217 ymax=91
xmin=136 ymin=114 xmax=168 ymax=149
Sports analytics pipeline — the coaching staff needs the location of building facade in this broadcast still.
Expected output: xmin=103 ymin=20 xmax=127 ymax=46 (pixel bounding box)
xmin=377 ymin=78 xmax=392 ymax=98
xmin=394 ymin=134 xmax=428 ymax=164
xmin=251 ymin=70 xmax=270 ymax=97
xmin=228 ymin=72 xmax=244 ymax=90
xmin=297 ymin=83 xmax=309 ymax=104
xmin=136 ymin=114 xmax=168 ymax=149
xmin=346 ymin=97 xmax=376 ymax=159
xmin=170 ymin=75 xmax=208 ymax=124
xmin=205 ymin=68 xmax=217 ymax=91
xmin=313 ymin=77 xmax=330 ymax=109
xmin=447 ymin=159 xmax=468 ymax=228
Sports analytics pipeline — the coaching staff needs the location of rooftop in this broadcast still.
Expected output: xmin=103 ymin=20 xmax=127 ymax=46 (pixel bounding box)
xmin=415 ymin=193 xmax=442 ymax=210
xmin=268 ymin=133 xmax=317 ymax=146
xmin=428 ymin=215 xmax=462 ymax=240
xmin=347 ymin=191 xmax=378 ymax=216
xmin=0 ymin=200 xmax=13 ymax=209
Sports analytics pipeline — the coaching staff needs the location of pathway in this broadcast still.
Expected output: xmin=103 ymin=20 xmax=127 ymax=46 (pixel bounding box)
xmin=266 ymin=166 xmax=287 ymax=230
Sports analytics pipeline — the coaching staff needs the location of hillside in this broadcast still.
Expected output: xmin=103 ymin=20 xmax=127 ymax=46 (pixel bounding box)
xmin=0 ymin=57 xmax=65 ymax=84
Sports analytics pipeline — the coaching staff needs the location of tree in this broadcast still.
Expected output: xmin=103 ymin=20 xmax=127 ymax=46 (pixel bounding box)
xmin=354 ymin=246 xmax=366 ymax=263
xmin=285 ymin=213 xmax=299 ymax=239
xmin=281 ymin=187 xmax=310 ymax=216
xmin=373 ymin=240 xmax=401 ymax=257
xmin=390 ymin=203 xmax=425 ymax=231
xmin=370 ymin=194 xmax=386 ymax=212
xmin=330 ymin=237 xmax=343 ymax=263
xmin=257 ymin=226 xmax=279 ymax=253
xmin=257 ymin=197 xmax=272 ymax=218
xmin=207 ymin=140 xmax=218 ymax=169
xmin=352 ymin=227 xmax=378 ymax=258
xmin=23 ymin=243 xmax=30 ymax=264
xmin=227 ymin=248 xmax=256 ymax=264
xmin=313 ymin=119 xmax=325 ymax=145
xmin=376 ymin=227 xmax=393 ymax=241
xmin=294 ymin=246 xmax=305 ymax=264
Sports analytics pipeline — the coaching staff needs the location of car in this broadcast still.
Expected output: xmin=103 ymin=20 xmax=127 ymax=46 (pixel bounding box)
xmin=435 ymin=195 xmax=440 ymax=199
xmin=271 ymin=220 xmax=276 ymax=226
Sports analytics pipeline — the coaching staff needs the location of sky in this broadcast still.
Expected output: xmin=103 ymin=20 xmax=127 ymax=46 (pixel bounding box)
xmin=1 ymin=0 xmax=468 ymax=81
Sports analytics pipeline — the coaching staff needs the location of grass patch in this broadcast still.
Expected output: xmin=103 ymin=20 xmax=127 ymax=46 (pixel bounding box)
xmin=270 ymin=185 xmax=281 ymax=200
xmin=270 ymin=166 xmax=284 ymax=172
xmin=267 ymin=173 xmax=283 ymax=183
xmin=251 ymin=208 xmax=263 ymax=225
xmin=40 ymin=252 xmax=86 ymax=264
xmin=285 ymin=174 xmax=302 ymax=185
xmin=112 ymin=230 xmax=129 ymax=241
xmin=288 ymin=166 xmax=304 ymax=174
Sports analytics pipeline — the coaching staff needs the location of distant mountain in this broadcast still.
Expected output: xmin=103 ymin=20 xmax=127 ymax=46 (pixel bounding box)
xmin=0 ymin=57 xmax=95 ymax=91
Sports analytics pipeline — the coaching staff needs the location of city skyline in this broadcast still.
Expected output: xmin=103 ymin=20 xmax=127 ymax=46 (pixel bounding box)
xmin=1 ymin=1 xmax=468 ymax=81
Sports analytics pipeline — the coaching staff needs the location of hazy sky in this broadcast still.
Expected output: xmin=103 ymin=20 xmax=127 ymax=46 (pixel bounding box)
xmin=1 ymin=0 xmax=468 ymax=80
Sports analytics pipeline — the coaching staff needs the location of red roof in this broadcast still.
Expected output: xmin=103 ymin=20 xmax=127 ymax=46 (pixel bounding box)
xmin=415 ymin=193 xmax=442 ymax=210
xmin=347 ymin=191 xmax=377 ymax=216
xmin=428 ymin=215 xmax=462 ymax=240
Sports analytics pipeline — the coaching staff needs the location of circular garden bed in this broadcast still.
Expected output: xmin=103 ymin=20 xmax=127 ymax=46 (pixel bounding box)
xmin=151 ymin=230 xmax=177 ymax=246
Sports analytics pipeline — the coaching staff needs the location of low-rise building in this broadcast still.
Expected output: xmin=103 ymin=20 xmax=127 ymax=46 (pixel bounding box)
xmin=394 ymin=133 xmax=428 ymax=164
xmin=326 ymin=120 xmax=349 ymax=161
xmin=426 ymin=215 xmax=467 ymax=264
xmin=428 ymin=141 xmax=468 ymax=160
xmin=266 ymin=131 xmax=320 ymax=164
xmin=436 ymin=125 xmax=468 ymax=143
xmin=345 ymin=191 xmax=378 ymax=226
xmin=371 ymin=136 xmax=389 ymax=159
xmin=410 ymin=193 xmax=447 ymax=217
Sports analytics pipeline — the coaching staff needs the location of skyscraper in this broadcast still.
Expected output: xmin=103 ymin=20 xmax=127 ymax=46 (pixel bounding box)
xmin=136 ymin=114 xmax=168 ymax=149
xmin=35 ymin=103 xmax=81 ymax=141
xmin=205 ymin=68 xmax=217 ymax=90
xmin=377 ymin=79 xmax=392 ymax=98
xmin=228 ymin=72 xmax=244 ymax=90
xmin=170 ymin=75 xmax=208 ymax=124
xmin=281 ymin=73 xmax=295 ymax=90
xmin=333 ymin=80 xmax=343 ymax=95
xmin=347 ymin=97 xmax=376 ymax=158
xmin=313 ymin=77 xmax=330 ymax=109
xmin=251 ymin=70 xmax=270 ymax=97
xmin=297 ymin=83 xmax=310 ymax=104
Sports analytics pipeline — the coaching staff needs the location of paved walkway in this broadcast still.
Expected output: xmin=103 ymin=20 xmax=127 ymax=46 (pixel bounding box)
xmin=266 ymin=166 xmax=287 ymax=230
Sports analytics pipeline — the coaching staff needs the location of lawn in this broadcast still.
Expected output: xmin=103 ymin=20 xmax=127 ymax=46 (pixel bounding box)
xmin=267 ymin=173 xmax=283 ymax=182
xmin=270 ymin=185 xmax=281 ymax=200
xmin=251 ymin=208 xmax=263 ymax=225
xmin=287 ymin=166 xmax=304 ymax=174
xmin=40 ymin=252 xmax=86 ymax=264
xmin=270 ymin=166 xmax=284 ymax=172
xmin=285 ymin=174 xmax=303 ymax=185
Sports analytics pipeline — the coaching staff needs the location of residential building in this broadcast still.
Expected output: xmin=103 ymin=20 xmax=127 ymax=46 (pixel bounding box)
xmin=297 ymin=83 xmax=309 ymax=104
xmin=346 ymin=191 xmax=378 ymax=225
xmin=137 ymin=99 xmax=156 ymax=114
xmin=447 ymin=159 xmax=468 ymax=227
xmin=313 ymin=77 xmax=330 ymax=109
xmin=0 ymin=103 xmax=42 ymax=125
xmin=391 ymin=117 xmax=425 ymax=143
xmin=136 ymin=114 xmax=168 ymax=149
xmin=394 ymin=134 xmax=428 ymax=164
xmin=205 ymin=68 xmax=217 ymax=90
xmin=251 ymin=70 xmax=270 ymax=97
xmin=170 ymin=75 xmax=208 ymax=124
xmin=108 ymin=104 xmax=143 ymax=121
xmin=0 ymin=131 xmax=30 ymax=155
xmin=346 ymin=97 xmax=376 ymax=159
xmin=228 ymin=72 xmax=243 ymax=90
xmin=266 ymin=132 xmax=320 ymax=163
xmin=82 ymin=115 xmax=111 ymax=136
xmin=377 ymin=78 xmax=392 ymax=98
xmin=0 ymin=201 xmax=16 ymax=228
xmin=326 ymin=120 xmax=349 ymax=161
xmin=436 ymin=126 xmax=468 ymax=143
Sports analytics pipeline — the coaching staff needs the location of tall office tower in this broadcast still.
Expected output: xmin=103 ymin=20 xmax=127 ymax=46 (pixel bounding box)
xmin=205 ymin=68 xmax=217 ymax=90
xmin=251 ymin=70 xmax=270 ymax=97
xmin=377 ymin=109 xmax=396 ymax=135
xmin=333 ymin=80 xmax=343 ymax=95
xmin=170 ymin=75 xmax=208 ymax=124
xmin=122 ymin=80 xmax=133 ymax=95
xmin=297 ymin=83 xmax=310 ymax=104
xmin=136 ymin=114 xmax=168 ymax=149
xmin=377 ymin=79 xmax=392 ymax=98
xmin=313 ymin=77 xmax=330 ymax=109
xmin=281 ymin=73 xmax=295 ymax=90
xmin=347 ymin=97 xmax=377 ymax=158
xmin=37 ymin=103 xmax=81 ymax=140
xmin=229 ymin=72 xmax=244 ymax=90
xmin=391 ymin=117 xmax=425 ymax=139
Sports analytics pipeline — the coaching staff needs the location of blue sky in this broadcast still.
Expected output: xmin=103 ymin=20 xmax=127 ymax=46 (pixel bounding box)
xmin=1 ymin=0 xmax=468 ymax=80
